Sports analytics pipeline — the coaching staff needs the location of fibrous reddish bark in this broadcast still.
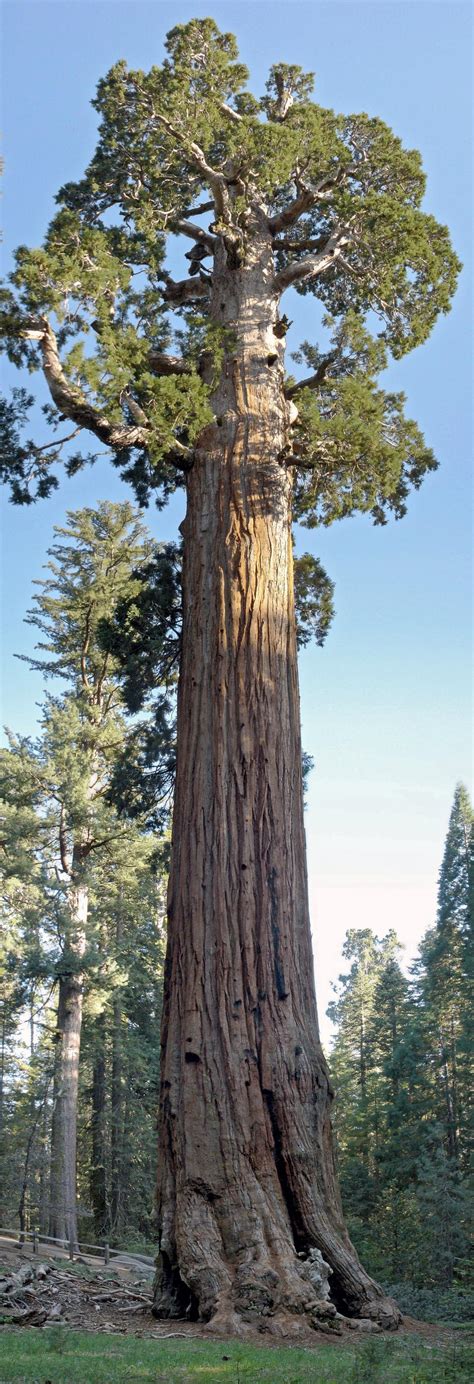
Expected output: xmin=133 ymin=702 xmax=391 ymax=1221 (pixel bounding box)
xmin=154 ymin=211 xmax=400 ymax=1335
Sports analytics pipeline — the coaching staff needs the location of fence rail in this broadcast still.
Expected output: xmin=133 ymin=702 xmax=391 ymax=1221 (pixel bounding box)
xmin=0 ymin=1224 xmax=121 ymax=1264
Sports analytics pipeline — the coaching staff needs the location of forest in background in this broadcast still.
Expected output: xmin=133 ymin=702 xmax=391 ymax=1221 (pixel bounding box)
xmin=0 ymin=499 xmax=471 ymax=1323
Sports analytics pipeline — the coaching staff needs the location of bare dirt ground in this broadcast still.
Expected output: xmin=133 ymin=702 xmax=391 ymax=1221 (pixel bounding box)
xmin=0 ymin=1236 xmax=466 ymax=1353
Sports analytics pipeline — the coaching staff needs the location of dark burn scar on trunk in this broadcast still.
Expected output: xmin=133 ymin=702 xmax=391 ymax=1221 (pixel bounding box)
xmin=268 ymin=866 xmax=289 ymax=999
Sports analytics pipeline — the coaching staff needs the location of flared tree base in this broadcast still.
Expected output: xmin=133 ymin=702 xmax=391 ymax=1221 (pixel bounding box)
xmin=152 ymin=1183 xmax=401 ymax=1335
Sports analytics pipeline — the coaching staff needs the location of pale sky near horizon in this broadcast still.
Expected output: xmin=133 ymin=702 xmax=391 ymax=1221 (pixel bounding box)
xmin=1 ymin=1 xmax=472 ymax=1044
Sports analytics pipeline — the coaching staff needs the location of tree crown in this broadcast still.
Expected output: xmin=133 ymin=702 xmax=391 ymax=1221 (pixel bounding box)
xmin=0 ymin=18 xmax=461 ymax=541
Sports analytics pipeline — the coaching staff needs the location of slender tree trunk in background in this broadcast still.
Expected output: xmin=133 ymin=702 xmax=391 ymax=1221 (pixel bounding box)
xmin=440 ymin=1031 xmax=458 ymax=1164
xmin=49 ymin=877 xmax=87 ymax=1247
xmin=359 ymin=1003 xmax=370 ymax=1171
xmin=18 ymin=998 xmax=38 ymax=1242
xmin=121 ymin=1070 xmax=133 ymax=1232
xmin=110 ymin=993 xmax=123 ymax=1237
xmin=90 ymin=1014 xmax=108 ymax=1239
xmin=360 ymin=1007 xmax=367 ymax=1097
xmin=155 ymin=215 xmax=399 ymax=1334
xmin=449 ymin=1014 xmax=460 ymax=1161
xmin=388 ymin=996 xmax=400 ymax=1103
xmin=0 ymin=1016 xmax=6 ymax=1144
xmin=39 ymin=1096 xmax=50 ymax=1234
xmin=18 ymin=1108 xmax=42 ymax=1237
xmin=111 ymin=904 xmax=124 ymax=1238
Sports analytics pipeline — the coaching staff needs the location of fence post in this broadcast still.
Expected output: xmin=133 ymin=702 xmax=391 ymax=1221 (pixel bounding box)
xmin=104 ymin=1242 xmax=110 ymax=1265
xmin=32 ymin=1230 xmax=38 ymax=1255
xmin=69 ymin=1235 xmax=74 ymax=1262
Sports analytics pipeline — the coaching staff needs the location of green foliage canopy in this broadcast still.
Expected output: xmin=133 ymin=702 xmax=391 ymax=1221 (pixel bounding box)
xmin=0 ymin=15 xmax=460 ymax=551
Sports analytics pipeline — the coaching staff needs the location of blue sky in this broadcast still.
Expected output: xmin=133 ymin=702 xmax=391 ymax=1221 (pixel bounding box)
xmin=1 ymin=1 xmax=472 ymax=1039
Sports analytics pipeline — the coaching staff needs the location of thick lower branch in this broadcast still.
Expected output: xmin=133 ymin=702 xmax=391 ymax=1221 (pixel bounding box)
xmin=20 ymin=317 xmax=195 ymax=471
xmin=22 ymin=317 xmax=150 ymax=450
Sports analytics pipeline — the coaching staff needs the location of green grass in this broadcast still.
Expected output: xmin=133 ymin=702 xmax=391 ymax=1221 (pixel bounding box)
xmin=0 ymin=1327 xmax=472 ymax=1384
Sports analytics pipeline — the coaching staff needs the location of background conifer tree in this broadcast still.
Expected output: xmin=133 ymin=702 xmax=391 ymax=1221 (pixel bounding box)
xmin=327 ymin=785 xmax=472 ymax=1313
xmin=0 ymin=503 xmax=172 ymax=1246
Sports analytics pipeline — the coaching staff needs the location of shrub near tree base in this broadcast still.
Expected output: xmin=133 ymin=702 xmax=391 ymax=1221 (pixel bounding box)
xmin=0 ymin=17 xmax=460 ymax=1334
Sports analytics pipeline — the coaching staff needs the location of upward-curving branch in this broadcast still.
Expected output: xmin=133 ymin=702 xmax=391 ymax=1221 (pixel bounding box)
xmin=22 ymin=317 xmax=151 ymax=451
xmin=273 ymin=226 xmax=350 ymax=291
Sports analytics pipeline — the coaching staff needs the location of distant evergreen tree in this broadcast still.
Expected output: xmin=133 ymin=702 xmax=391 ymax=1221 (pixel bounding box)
xmin=328 ymin=785 xmax=473 ymax=1302
xmin=78 ymin=830 xmax=166 ymax=1245
xmin=415 ymin=785 xmax=473 ymax=1169
xmin=328 ymin=930 xmax=401 ymax=1177
xmin=0 ymin=503 xmax=172 ymax=1245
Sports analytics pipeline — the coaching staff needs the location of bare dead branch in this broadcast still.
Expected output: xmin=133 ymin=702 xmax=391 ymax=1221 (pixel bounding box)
xmin=29 ymin=427 xmax=83 ymax=454
xmin=272 ymin=72 xmax=295 ymax=123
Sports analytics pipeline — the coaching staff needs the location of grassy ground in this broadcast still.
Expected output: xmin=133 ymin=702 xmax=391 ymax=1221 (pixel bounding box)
xmin=0 ymin=1327 xmax=473 ymax=1383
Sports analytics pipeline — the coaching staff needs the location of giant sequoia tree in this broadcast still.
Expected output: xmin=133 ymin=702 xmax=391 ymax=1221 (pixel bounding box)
xmin=0 ymin=18 xmax=460 ymax=1333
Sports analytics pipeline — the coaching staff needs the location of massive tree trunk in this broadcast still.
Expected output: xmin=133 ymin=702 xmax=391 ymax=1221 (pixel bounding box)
xmin=49 ymin=877 xmax=87 ymax=1247
xmin=154 ymin=209 xmax=399 ymax=1334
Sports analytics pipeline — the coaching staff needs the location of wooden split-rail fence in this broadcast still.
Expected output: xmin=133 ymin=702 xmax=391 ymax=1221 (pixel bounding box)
xmin=0 ymin=1224 xmax=145 ymax=1266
